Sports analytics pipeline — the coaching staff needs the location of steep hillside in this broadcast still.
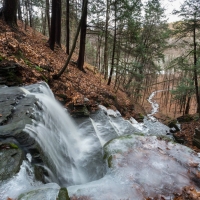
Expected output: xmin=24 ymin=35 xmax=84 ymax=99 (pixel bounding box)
xmin=0 ymin=19 xmax=144 ymax=119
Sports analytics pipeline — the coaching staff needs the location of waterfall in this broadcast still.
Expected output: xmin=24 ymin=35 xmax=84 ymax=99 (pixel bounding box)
xmin=23 ymin=82 xmax=103 ymax=186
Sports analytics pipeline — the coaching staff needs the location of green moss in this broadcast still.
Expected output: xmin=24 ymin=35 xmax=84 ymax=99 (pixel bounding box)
xmin=139 ymin=113 xmax=144 ymax=118
xmin=9 ymin=143 xmax=18 ymax=149
xmin=57 ymin=188 xmax=70 ymax=200
xmin=0 ymin=55 xmax=3 ymax=62
xmin=107 ymin=155 xmax=113 ymax=168
xmin=118 ymin=135 xmax=133 ymax=140
xmin=35 ymin=65 xmax=43 ymax=72
xmin=156 ymin=135 xmax=174 ymax=142
xmin=15 ymin=50 xmax=24 ymax=61
xmin=133 ymin=132 xmax=145 ymax=136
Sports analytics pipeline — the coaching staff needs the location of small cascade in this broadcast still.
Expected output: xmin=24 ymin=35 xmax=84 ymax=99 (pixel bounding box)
xmin=147 ymin=90 xmax=164 ymax=120
xmin=22 ymin=82 xmax=104 ymax=186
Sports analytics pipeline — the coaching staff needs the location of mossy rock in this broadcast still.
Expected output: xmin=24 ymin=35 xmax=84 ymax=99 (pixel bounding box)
xmin=156 ymin=135 xmax=174 ymax=143
xmin=177 ymin=114 xmax=193 ymax=123
xmin=0 ymin=147 xmax=24 ymax=181
xmin=107 ymin=155 xmax=113 ymax=168
xmin=57 ymin=188 xmax=70 ymax=200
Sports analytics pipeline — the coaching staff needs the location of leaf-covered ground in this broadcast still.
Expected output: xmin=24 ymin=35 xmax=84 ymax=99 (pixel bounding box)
xmin=0 ymin=19 xmax=145 ymax=118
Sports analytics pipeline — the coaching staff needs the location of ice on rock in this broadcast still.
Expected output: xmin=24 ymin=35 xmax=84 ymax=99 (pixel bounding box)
xmin=0 ymin=160 xmax=60 ymax=200
xmin=68 ymin=135 xmax=200 ymax=199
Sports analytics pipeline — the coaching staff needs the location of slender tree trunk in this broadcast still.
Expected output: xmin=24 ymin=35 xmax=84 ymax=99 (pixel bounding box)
xmin=55 ymin=0 xmax=61 ymax=46
xmin=107 ymin=1 xmax=117 ymax=86
xmin=24 ymin=0 xmax=29 ymax=30
xmin=103 ymin=0 xmax=109 ymax=80
xmin=66 ymin=0 xmax=70 ymax=54
xmin=42 ymin=12 xmax=46 ymax=35
xmin=77 ymin=0 xmax=88 ymax=71
xmin=185 ymin=96 xmax=191 ymax=115
xmin=193 ymin=17 xmax=200 ymax=117
xmin=53 ymin=0 xmax=87 ymax=79
xmin=46 ymin=0 xmax=50 ymax=36
xmin=49 ymin=0 xmax=57 ymax=50
xmin=28 ymin=0 xmax=32 ymax=27
xmin=18 ymin=0 xmax=22 ymax=20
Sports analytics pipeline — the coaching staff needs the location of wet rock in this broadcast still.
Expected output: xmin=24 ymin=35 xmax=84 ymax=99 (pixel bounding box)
xmin=134 ymin=113 xmax=144 ymax=122
xmin=0 ymin=144 xmax=24 ymax=181
xmin=172 ymin=133 xmax=185 ymax=144
xmin=0 ymin=86 xmax=51 ymax=182
xmin=0 ymin=60 xmax=23 ymax=86
xmin=72 ymin=105 xmax=90 ymax=117
xmin=177 ymin=114 xmax=194 ymax=123
xmin=193 ymin=128 xmax=200 ymax=149
xmin=168 ymin=119 xmax=180 ymax=133
xmin=57 ymin=188 xmax=70 ymax=200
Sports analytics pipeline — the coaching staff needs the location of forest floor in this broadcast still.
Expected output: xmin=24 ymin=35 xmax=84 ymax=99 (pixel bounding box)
xmin=0 ymin=19 xmax=200 ymax=199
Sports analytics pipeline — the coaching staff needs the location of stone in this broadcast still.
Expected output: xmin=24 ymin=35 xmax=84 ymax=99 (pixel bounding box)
xmin=0 ymin=144 xmax=24 ymax=181
xmin=0 ymin=60 xmax=23 ymax=86
xmin=57 ymin=188 xmax=70 ymax=200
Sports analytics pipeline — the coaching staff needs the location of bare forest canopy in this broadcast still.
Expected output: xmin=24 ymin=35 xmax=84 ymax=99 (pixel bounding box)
xmin=0 ymin=0 xmax=200 ymax=118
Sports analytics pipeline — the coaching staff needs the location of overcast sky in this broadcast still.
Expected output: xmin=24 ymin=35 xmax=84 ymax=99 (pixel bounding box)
xmin=163 ymin=0 xmax=183 ymax=22
xmin=142 ymin=0 xmax=183 ymax=22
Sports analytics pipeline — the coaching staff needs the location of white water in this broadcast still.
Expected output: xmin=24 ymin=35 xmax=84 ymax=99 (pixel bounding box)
xmin=147 ymin=90 xmax=165 ymax=121
xmin=0 ymin=154 xmax=60 ymax=200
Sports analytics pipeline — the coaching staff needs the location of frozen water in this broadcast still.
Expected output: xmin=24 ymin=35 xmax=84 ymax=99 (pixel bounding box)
xmin=69 ymin=135 xmax=200 ymax=199
xmin=0 ymin=159 xmax=57 ymax=200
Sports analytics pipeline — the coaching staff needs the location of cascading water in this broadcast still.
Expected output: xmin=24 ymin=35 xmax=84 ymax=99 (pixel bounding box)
xmin=147 ymin=90 xmax=164 ymax=120
xmin=23 ymin=82 xmax=105 ymax=186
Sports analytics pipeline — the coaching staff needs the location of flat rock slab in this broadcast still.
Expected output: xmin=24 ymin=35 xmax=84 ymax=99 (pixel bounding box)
xmin=0 ymin=87 xmax=37 ymax=147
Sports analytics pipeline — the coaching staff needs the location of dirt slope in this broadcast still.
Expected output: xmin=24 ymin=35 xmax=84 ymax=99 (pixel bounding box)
xmin=0 ymin=19 xmax=145 ymax=119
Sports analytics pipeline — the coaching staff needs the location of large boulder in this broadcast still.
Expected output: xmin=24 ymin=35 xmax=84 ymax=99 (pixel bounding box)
xmin=0 ymin=86 xmax=47 ymax=182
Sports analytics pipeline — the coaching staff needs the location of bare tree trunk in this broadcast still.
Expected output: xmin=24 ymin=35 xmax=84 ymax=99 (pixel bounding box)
xmin=18 ymin=0 xmax=22 ymax=20
xmin=55 ymin=0 xmax=61 ymax=46
xmin=77 ymin=0 xmax=88 ymax=71
xmin=53 ymin=0 xmax=87 ymax=79
xmin=42 ymin=12 xmax=46 ymax=35
xmin=0 ymin=0 xmax=18 ymax=27
xmin=28 ymin=0 xmax=32 ymax=27
xmin=103 ymin=0 xmax=109 ymax=80
xmin=49 ymin=0 xmax=57 ymax=50
xmin=46 ymin=0 xmax=50 ymax=36
xmin=107 ymin=0 xmax=117 ymax=86
xmin=66 ymin=0 xmax=70 ymax=54
xmin=193 ymin=16 xmax=200 ymax=117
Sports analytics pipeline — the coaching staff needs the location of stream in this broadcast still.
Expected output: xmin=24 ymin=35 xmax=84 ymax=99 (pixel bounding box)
xmin=0 ymin=84 xmax=200 ymax=200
